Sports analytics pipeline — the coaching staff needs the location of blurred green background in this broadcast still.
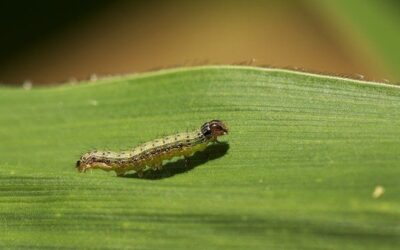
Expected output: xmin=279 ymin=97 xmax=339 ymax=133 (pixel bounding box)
xmin=0 ymin=0 xmax=399 ymax=85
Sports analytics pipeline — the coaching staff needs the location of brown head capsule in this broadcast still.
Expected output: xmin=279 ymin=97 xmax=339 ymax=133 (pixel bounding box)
xmin=201 ymin=120 xmax=228 ymax=140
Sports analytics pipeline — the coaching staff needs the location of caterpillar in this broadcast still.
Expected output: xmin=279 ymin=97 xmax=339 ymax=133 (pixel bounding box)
xmin=76 ymin=120 xmax=228 ymax=177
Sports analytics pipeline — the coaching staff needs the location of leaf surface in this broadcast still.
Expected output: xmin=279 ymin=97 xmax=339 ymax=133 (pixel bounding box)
xmin=1 ymin=66 xmax=399 ymax=249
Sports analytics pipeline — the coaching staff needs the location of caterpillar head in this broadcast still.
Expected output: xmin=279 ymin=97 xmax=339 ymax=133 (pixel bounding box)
xmin=201 ymin=120 xmax=228 ymax=140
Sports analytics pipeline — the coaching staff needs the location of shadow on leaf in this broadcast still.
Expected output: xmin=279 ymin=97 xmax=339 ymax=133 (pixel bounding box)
xmin=123 ymin=142 xmax=229 ymax=180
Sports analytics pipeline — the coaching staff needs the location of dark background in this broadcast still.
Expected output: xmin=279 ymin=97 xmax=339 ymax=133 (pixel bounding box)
xmin=0 ymin=0 xmax=398 ymax=84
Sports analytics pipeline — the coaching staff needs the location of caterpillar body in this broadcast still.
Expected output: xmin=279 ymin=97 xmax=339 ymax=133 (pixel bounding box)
xmin=76 ymin=120 xmax=228 ymax=177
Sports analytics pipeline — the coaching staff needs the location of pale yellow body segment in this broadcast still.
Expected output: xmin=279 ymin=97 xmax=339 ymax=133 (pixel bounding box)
xmin=78 ymin=130 xmax=210 ymax=176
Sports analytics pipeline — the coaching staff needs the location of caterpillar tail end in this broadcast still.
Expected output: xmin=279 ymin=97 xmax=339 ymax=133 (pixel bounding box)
xmin=76 ymin=160 xmax=86 ymax=173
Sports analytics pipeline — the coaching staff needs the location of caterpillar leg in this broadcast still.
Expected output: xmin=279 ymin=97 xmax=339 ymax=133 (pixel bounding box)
xmin=136 ymin=170 xmax=144 ymax=178
xmin=90 ymin=162 xmax=113 ymax=172
xmin=184 ymin=156 xmax=190 ymax=168
xmin=156 ymin=161 xmax=163 ymax=170
xmin=76 ymin=160 xmax=90 ymax=172
xmin=115 ymin=170 xmax=126 ymax=177
xmin=77 ymin=161 xmax=112 ymax=173
xmin=150 ymin=161 xmax=163 ymax=171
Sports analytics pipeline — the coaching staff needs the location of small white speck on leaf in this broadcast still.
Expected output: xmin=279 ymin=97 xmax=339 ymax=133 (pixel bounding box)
xmin=372 ymin=185 xmax=385 ymax=199
xmin=89 ymin=100 xmax=98 ymax=106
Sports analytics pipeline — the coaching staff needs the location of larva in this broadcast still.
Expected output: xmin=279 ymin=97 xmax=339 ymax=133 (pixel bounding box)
xmin=76 ymin=120 xmax=228 ymax=177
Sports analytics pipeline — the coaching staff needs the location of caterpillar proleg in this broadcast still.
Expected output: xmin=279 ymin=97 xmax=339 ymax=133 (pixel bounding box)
xmin=76 ymin=120 xmax=228 ymax=177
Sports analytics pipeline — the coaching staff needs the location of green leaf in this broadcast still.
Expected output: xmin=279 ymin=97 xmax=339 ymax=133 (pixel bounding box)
xmin=1 ymin=66 xmax=399 ymax=249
